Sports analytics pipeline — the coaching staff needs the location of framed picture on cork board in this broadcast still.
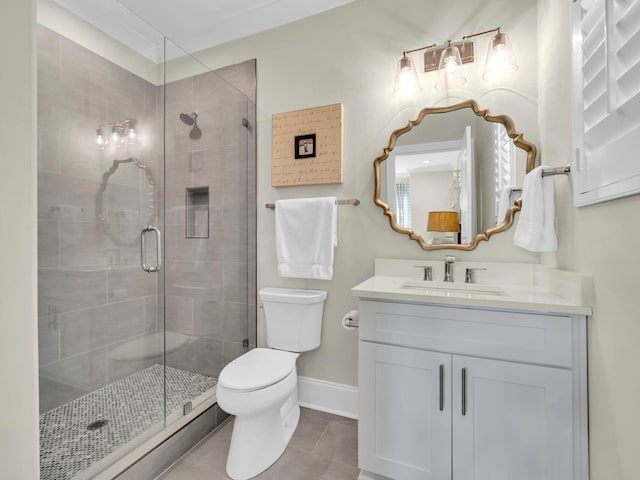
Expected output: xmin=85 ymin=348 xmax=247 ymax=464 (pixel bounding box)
xmin=272 ymin=103 xmax=343 ymax=187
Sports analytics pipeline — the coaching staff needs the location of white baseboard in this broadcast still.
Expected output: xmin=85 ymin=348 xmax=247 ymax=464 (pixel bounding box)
xmin=297 ymin=376 xmax=358 ymax=419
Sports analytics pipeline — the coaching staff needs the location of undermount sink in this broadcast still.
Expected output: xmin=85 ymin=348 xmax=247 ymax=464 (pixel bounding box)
xmin=400 ymin=280 xmax=505 ymax=296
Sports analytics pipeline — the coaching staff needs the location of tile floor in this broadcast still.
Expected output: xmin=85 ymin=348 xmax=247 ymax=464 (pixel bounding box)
xmin=40 ymin=365 xmax=217 ymax=480
xmin=156 ymin=407 xmax=359 ymax=479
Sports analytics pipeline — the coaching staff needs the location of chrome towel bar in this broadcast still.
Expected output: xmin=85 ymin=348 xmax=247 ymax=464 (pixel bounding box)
xmin=541 ymin=165 xmax=571 ymax=177
xmin=265 ymin=198 xmax=360 ymax=210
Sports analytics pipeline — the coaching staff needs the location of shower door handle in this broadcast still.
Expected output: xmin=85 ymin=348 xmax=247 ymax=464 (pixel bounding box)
xmin=140 ymin=225 xmax=162 ymax=273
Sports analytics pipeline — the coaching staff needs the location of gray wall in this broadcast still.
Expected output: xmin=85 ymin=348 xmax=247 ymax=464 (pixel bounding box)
xmin=37 ymin=25 xmax=257 ymax=413
xmin=37 ymin=25 xmax=161 ymax=412
xmin=162 ymin=60 xmax=257 ymax=378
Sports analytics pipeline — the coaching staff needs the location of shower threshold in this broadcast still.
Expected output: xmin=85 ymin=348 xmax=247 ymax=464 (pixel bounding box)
xmin=39 ymin=364 xmax=217 ymax=480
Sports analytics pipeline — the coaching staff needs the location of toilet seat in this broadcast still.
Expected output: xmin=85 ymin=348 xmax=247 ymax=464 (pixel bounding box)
xmin=219 ymin=348 xmax=298 ymax=392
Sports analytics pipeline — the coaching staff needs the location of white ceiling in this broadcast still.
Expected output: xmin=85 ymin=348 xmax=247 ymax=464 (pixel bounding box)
xmin=395 ymin=150 xmax=460 ymax=178
xmin=52 ymin=0 xmax=355 ymax=61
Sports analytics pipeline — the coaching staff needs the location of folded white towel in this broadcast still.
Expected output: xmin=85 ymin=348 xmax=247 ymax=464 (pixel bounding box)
xmin=514 ymin=166 xmax=557 ymax=252
xmin=496 ymin=186 xmax=513 ymax=225
xmin=275 ymin=196 xmax=337 ymax=280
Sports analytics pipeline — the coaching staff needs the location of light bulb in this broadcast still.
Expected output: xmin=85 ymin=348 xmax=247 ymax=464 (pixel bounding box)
xmin=96 ymin=128 xmax=106 ymax=149
xmin=444 ymin=56 xmax=458 ymax=73
xmin=435 ymin=44 xmax=466 ymax=90
xmin=126 ymin=126 xmax=138 ymax=145
xmin=111 ymin=125 xmax=124 ymax=145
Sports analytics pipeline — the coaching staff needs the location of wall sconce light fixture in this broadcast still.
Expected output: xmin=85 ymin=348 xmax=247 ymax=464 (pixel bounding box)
xmin=96 ymin=119 xmax=137 ymax=150
xmin=393 ymin=27 xmax=518 ymax=95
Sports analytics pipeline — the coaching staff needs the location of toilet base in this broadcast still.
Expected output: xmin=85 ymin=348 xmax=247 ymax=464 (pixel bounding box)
xmin=225 ymin=391 xmax=300 ymax=480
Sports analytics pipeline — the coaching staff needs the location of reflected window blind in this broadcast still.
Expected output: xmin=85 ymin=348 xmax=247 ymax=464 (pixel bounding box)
xmin=395 ymin=183 xmax=411 ymax=229
xmin=493 ymin=123 xmax=514 ymax=222
xmin=573 ymin=0 xmax=640 ymax=202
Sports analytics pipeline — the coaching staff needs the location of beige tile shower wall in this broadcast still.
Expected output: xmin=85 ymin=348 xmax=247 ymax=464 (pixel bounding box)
xmin=37 ymin=26 xmax=160 ymax=413
xmin=163 ymin=61 xmax=257 ymax=378
xmin=37 ymin=0 xmax=161 ymax=85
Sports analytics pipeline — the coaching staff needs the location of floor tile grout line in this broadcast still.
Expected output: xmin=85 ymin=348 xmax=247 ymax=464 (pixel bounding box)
xmin=40 ymin=364 xmax=217 ymax=480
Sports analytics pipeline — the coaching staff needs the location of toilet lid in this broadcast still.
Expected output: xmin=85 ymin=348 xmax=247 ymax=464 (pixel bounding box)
xmin=218 ymin=348 xmax=298 ymax=392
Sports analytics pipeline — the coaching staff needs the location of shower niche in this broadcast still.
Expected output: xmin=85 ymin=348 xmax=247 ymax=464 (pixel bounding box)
xmin=186 ymin=186 xmax=209 ymax=238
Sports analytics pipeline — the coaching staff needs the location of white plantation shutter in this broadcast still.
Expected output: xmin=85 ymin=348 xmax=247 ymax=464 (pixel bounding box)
xmin=572 ymin=0 xmax=640 ymax=206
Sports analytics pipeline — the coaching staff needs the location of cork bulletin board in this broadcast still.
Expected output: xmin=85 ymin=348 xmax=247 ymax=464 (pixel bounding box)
xmin=271 ymin=103 xmax=343 ymax=187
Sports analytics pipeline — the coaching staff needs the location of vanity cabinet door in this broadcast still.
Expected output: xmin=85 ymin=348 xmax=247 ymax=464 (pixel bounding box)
xmin=452 ymin=355 xmax=573 ymax=480
xmin=359 ymin=342 xmax=452 ymax=480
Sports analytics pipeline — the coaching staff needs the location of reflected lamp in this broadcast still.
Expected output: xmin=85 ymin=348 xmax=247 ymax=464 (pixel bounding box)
xmin=427 ymin=211 xmax=460 ymax=244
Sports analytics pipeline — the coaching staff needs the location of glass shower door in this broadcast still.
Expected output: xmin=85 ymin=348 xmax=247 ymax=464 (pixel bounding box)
xmin=37 ymin=5 xmax=255 ymax=479
xmin=161 ymin=41 xmax=255 ymax=430
xmin=37 ymin=24 xmax=169 ymax=479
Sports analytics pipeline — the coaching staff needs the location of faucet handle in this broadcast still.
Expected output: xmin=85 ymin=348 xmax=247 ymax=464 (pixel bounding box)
xmin=414 ymin=265 xmax=433 ymax=281
xmin=444 ymin=255 xmax=455 ymax=263
xmin=464 ymin=267 xmax=487 ymax=284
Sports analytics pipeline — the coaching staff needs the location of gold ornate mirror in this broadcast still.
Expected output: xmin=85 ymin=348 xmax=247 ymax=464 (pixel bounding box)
xmin=374 ymin=100 xmax=536 ymax=250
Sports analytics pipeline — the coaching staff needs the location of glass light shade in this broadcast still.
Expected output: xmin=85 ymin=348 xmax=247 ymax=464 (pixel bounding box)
xmin=483 ymin=32 xmax=518 ymax=81
xmin=111 ymin=125 xmax=123 ymax=144
xmin=435 ymin=45 xmax=466 ymax=90
xmin=393 ymin=55 xmax=421 ymax=96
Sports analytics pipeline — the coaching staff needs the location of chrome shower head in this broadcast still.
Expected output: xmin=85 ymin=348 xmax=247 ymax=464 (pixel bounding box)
xmin=179 ymin=112 xmax=201 ymax=139
xmin=189 ymin=123 xmax=202 ymax=140
xmin=179 ymin=112 xmax=196 ymax=126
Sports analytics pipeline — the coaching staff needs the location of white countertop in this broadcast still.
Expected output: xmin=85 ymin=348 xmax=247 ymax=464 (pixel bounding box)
xmin=352 ymin=259 xmax=593 ymax=316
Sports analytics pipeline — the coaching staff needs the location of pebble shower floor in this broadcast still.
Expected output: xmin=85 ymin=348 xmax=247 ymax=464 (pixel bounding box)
xmin=39 ymin=365 xmax=217 ymax=480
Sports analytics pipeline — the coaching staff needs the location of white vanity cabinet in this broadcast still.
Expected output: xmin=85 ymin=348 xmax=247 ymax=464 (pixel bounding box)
xmin=357 ymin=300 xmax=588 ymax=480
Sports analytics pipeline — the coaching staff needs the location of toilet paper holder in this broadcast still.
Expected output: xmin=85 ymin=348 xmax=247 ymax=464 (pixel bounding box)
xmin=344 ymin=316 xmax=359 ymax=328
xmin=342 ymin=310 xmax=359 ymax=330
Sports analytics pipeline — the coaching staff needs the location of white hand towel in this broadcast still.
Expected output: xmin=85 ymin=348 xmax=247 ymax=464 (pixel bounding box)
xmin=496 ymin=186 xmax=513 ymax=225
xmin=514 ymin=166 xmax=557 ymax=252
xmin=275 ymin=196 xmax=337 ymax=280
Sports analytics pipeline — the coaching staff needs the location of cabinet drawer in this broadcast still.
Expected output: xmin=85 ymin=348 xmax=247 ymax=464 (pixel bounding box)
xmin=359 ymin=300 xmax=573 ymax=367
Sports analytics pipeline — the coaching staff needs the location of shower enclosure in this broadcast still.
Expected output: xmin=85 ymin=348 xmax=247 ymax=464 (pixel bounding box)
xmin=36 ymin=5 xmax=256 ymax=478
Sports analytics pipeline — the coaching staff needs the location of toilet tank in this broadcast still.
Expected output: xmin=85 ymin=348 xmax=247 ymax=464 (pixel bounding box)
xmin=259 ymin=287 xmax=327 ymax=352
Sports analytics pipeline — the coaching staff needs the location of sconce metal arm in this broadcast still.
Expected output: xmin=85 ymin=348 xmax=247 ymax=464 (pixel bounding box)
xmin=461 ymin=27 xmax=501 ymax=41
xmin=402 ymin=43 xmax=437 ymax=57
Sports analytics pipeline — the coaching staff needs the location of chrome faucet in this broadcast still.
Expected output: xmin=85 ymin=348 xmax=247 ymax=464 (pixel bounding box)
xmin=443 ymin=255 xmax=455 ymax=282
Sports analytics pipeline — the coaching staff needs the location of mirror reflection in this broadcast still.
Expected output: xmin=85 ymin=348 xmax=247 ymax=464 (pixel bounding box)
xmin=375 ymin=100 xmax=536 ymax=250
xmin=96 ymin=157 xmax=156 ymax=246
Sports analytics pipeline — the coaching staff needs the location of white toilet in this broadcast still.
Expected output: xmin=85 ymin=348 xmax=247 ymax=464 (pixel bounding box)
xmin=216 ymin=287 xmax=327 ymax=480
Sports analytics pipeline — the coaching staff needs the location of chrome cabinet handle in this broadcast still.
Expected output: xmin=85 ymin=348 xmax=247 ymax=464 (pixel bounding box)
xmin=439 ymin=364 xmax=445 ymax=411
xmin=461 ymin=367 xmax=467 ymax=416
xmin=141 ymin=225 xmax=162 ymax=273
